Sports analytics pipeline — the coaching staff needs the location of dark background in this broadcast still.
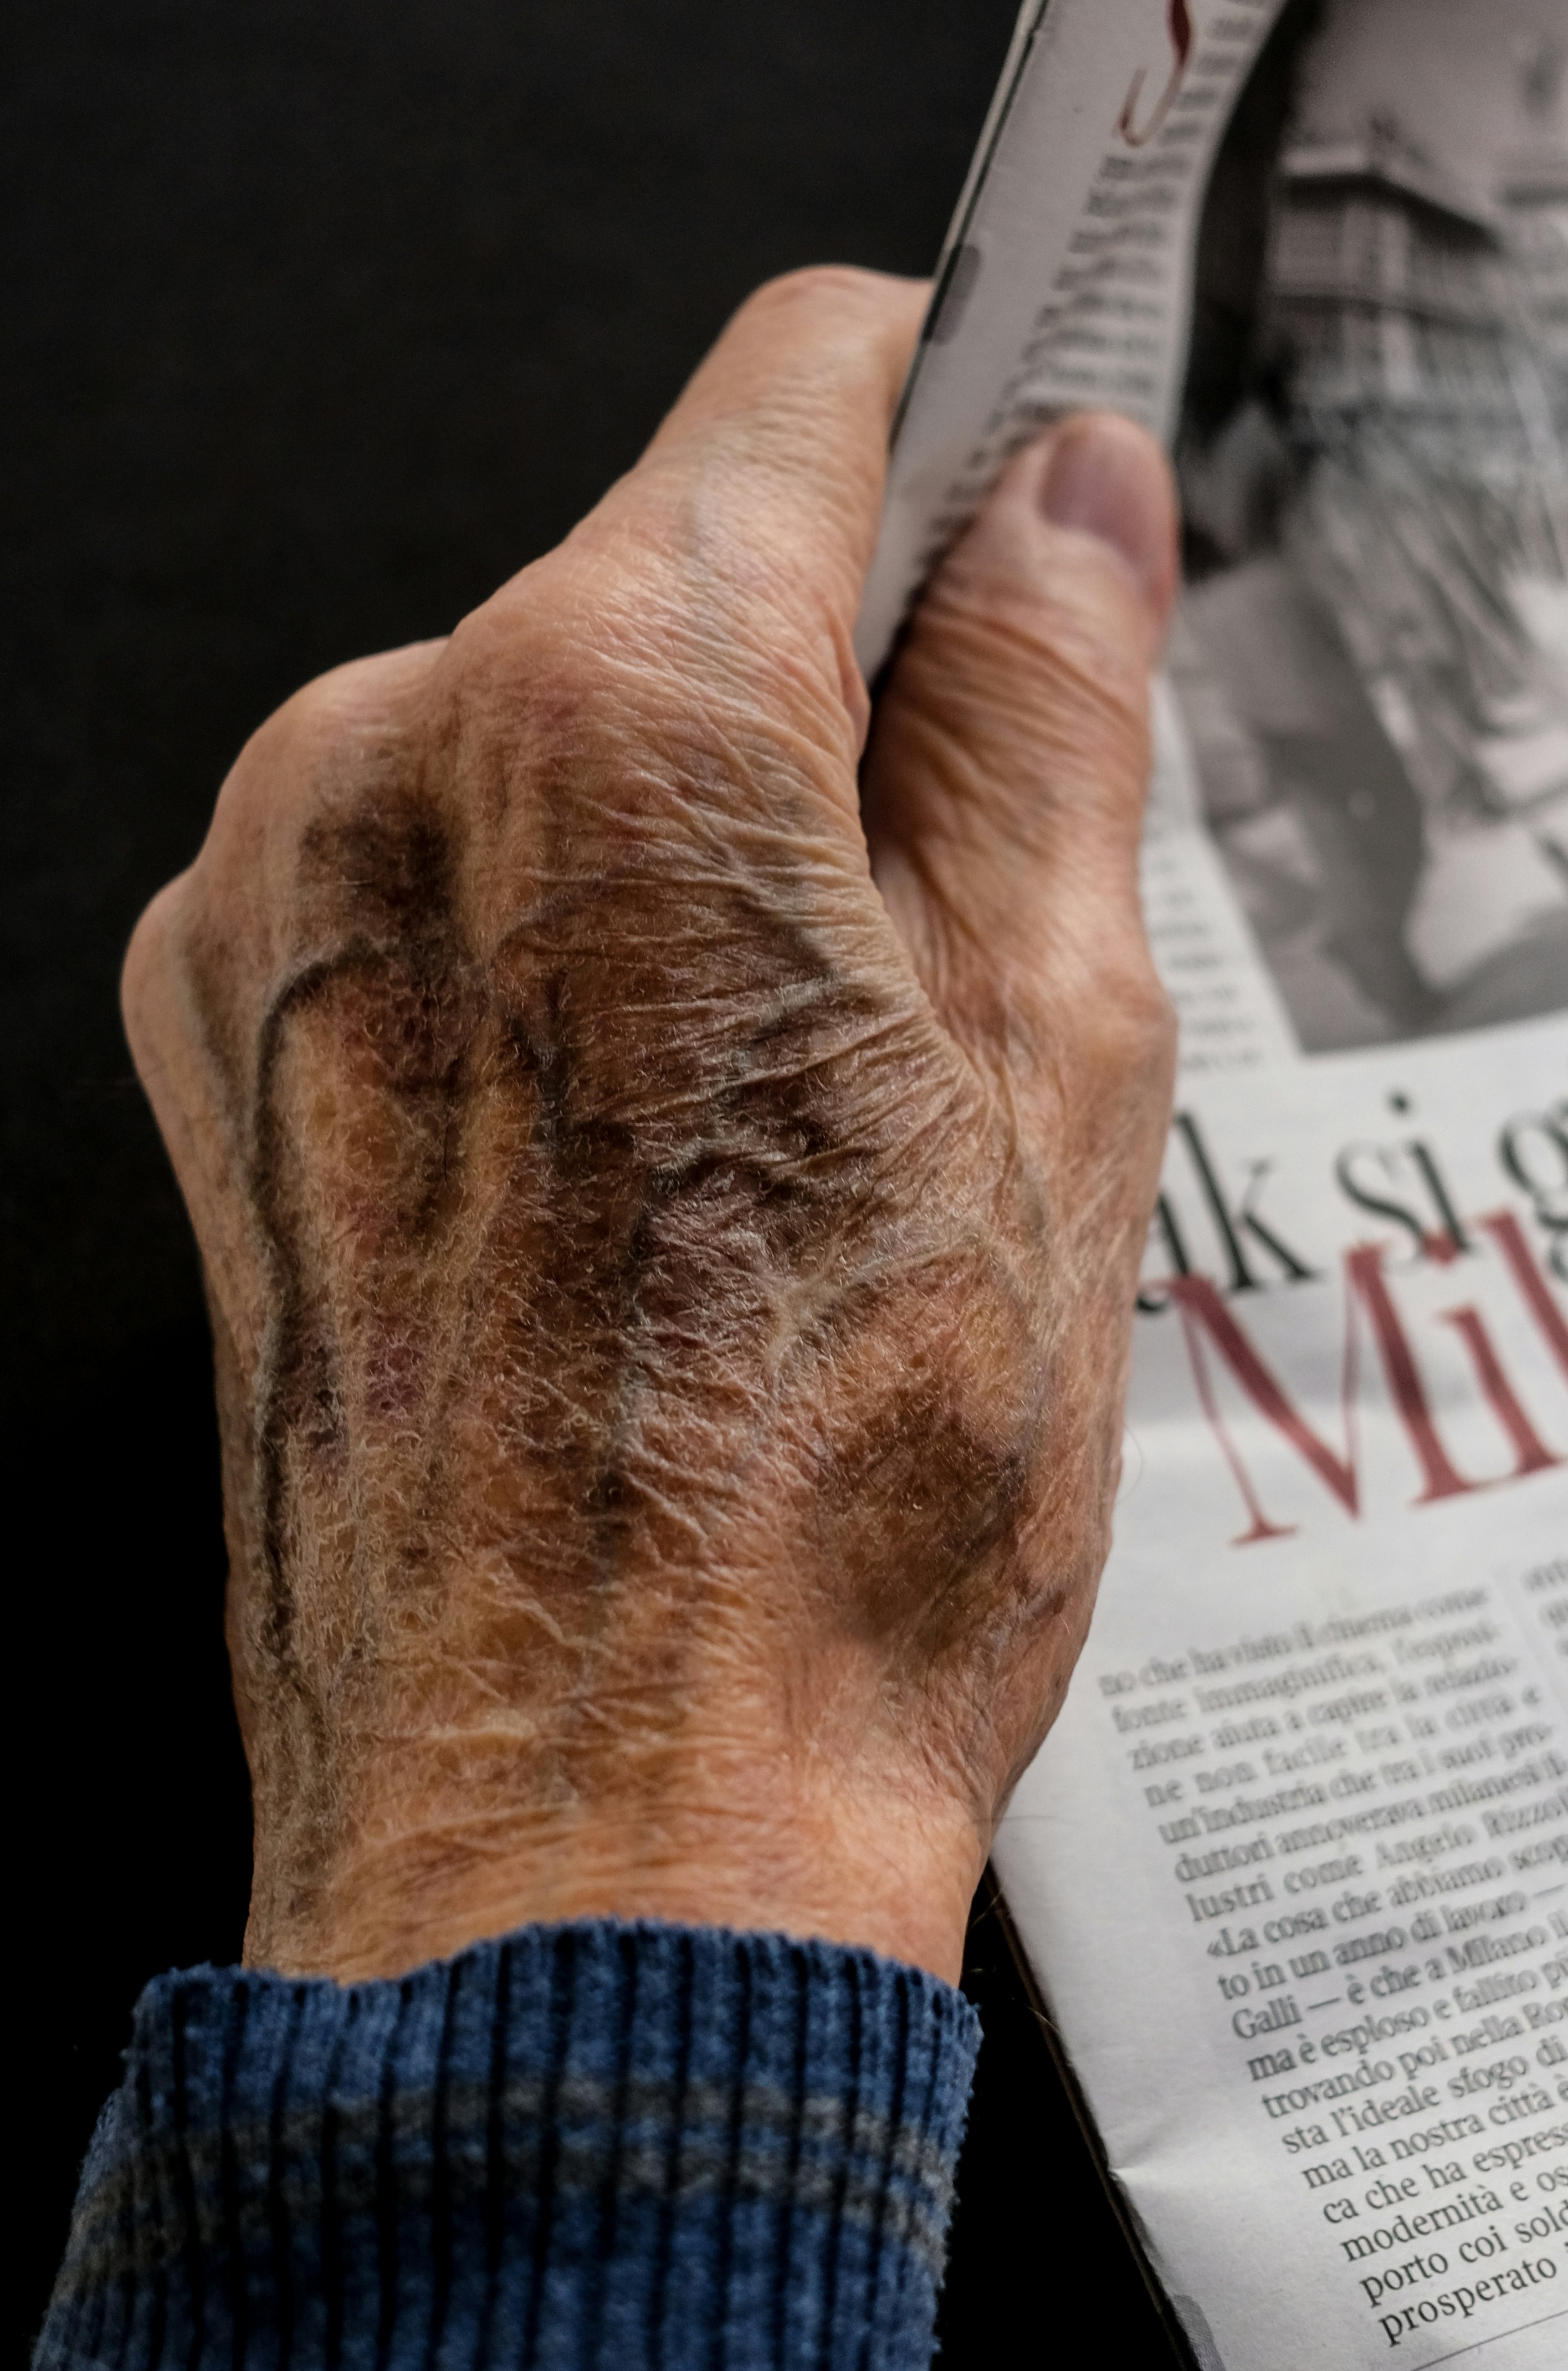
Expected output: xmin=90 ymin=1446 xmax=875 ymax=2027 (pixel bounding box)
xmin=5 ymin=4 xmax=1189 ymax=2357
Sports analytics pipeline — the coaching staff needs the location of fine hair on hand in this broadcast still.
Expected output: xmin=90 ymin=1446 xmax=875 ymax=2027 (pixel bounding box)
xmin=123 ymin=267 xmax=1179 ymax=1986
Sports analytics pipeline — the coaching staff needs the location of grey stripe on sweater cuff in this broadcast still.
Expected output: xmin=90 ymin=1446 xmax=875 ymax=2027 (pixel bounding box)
xmin=37 ymin=1919 xmax=980 ymax=2370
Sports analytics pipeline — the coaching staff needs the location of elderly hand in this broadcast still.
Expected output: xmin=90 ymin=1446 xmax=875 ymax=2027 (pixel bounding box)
xmin=124 ymin=268 xmax=1177 ymax=1987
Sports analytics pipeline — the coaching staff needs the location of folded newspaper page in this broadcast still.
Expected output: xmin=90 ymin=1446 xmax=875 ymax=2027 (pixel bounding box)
xmin=862 ymin=5 xmax=1568 ymax=2366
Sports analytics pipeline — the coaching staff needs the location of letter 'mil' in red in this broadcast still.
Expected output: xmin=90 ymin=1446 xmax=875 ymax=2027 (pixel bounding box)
xmin=1166 ymin=1238 xmax=1563 ymax=1544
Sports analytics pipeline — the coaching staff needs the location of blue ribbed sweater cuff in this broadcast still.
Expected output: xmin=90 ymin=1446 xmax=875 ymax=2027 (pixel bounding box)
xmin=37 ymin=1920 xmax=980 ymax=2370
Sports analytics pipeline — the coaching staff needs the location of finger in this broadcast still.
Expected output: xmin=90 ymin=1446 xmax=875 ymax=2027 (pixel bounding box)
xmin=578 ymin=266 xmax=929 ymax=678
xmin=862 ymin=412 xmax=1178 ymax=1064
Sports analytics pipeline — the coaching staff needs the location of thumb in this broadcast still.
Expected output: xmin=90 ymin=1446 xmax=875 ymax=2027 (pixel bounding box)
xmin=863 ymin=412 xmax=1178 ymax=1078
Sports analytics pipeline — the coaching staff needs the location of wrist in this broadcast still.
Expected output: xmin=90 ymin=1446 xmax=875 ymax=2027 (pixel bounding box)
xmin=245 ymin=1788 xmax=981 ymax=1987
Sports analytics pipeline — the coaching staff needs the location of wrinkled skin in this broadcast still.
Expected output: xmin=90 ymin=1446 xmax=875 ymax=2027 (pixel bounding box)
xmin=124 ymin=269 xmax=1178 ymax=1984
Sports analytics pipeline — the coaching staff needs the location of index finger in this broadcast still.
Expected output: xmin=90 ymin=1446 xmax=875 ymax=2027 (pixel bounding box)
xmin=588 ymin=267 xmax=929 ymax=658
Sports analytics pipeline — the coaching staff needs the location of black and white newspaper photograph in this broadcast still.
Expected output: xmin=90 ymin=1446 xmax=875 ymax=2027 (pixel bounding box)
xmin=1174 ymin=0 xmax=1568 ymax=1054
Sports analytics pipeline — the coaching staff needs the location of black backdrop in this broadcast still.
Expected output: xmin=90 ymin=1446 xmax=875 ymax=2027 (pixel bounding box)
xmin=6 ymin=5 xmax=1181 ymax=2356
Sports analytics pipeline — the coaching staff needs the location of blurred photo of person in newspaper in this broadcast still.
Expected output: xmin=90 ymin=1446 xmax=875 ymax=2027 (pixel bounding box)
xmin=1175 ymin=0 xmax=1568 ymax=1050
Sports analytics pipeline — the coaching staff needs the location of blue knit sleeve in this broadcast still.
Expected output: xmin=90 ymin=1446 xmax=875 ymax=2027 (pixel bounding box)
xmin=35 ymin=1920 xmax=980 ymax=2370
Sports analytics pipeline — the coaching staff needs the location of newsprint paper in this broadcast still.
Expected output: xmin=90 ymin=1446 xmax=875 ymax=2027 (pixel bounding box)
xmin=860 ymin=4 xmax=1568 ymax=2367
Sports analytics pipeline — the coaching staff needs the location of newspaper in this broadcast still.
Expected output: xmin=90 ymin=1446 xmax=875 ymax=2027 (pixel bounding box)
xmin=861 ymin=5 xmax=1568 ymax=2366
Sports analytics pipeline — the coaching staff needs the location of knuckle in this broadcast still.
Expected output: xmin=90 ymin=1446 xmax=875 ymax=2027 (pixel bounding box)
xmin=443 ymin=540 xmax=812 ymax=801
xmin=256 ymin=650 xmax=413 ymax=770
xmin=444 ymin=546 xmax=665 ymax=737
xmin=165 ymin=646 xmax=453 ymax=985
xmin=443 ymin=601 xmax=674 ymax=822
xmin=446 ymin=573 xmax=597 ymax=711
xmin=209 ymin=644 xmax=443 ymax=846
